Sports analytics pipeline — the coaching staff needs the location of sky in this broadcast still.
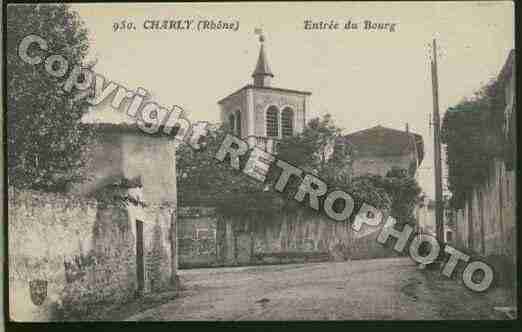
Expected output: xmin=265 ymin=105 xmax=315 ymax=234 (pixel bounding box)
xmin=72 ymin=2 xmax=514 ymax=198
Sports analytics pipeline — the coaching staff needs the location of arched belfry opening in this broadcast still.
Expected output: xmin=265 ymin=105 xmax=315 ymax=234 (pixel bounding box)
xmin=266 ymin=106 xmax=279 ymax=138
xmin=228 ymin=114 xmax=235 ymax=133
xmin=282 ymin=107 xmax=294 ymax=138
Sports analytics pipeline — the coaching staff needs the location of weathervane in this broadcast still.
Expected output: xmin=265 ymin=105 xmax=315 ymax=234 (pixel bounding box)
xmin=254 ymin=27 xmax=265 ymax=43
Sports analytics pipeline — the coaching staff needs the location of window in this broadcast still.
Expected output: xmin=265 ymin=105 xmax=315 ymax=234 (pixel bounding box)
xmin=266 ymin=106 xmax=279 ymax=137
xmin=282 ymin=107 xmax=294 ymax=137
xmin=446 ymin=231 xmax=453 ymax=242
xmin=229 ymin=114 xmax=235 ymax=133
xmin=235 ymin=110 xmax=241 ymax=136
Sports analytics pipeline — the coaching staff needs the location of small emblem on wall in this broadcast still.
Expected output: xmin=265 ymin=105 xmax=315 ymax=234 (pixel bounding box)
xmin=29 ymin=279 xmax=48 ymax=306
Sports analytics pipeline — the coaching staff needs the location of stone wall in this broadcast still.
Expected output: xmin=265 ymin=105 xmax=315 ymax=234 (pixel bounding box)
xmin=453 ymin=158 xmax=516 ymax=287
xmin=178 ymin=207 xmax=397 ymax=268
xmin=177 ymin=207 xmax=218 ymax=268
xmin=8 ymin=188 xmax=175 ymax=321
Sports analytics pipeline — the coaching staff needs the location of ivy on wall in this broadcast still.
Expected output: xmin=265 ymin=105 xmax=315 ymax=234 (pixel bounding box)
xmin=441 ymin=78 xmax=506 ymax=209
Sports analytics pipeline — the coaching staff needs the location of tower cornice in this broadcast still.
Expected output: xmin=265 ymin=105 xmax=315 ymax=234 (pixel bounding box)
xmin=217 ymin=84 xmax=311 ymax=105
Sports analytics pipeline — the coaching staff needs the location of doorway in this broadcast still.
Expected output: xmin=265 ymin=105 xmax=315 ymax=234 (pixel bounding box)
xmin=136 ymin=220 xmax=145 ymax=296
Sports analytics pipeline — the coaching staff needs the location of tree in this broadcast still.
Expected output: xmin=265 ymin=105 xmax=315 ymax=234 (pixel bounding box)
xmin=176 ymin=124 xmax=271 ymax=216
xmin=278 ymin=114 xmax=386 ymax=203
xmin=6 ymin=4 xmax=92 ymax=191
xmin=277 ymin=114 xmax=346 ymax=178
xmin=348 ymin=168 xmax=421 ymax=226
xmin=277 ymin=115 xmax=420 ymax=223
xmin=177 ymin=115 xmax=420 ymax=223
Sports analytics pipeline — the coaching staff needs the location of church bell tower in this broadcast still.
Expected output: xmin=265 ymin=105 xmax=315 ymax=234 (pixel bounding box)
xmin=218 ymin=32 xmax=312 ymax=153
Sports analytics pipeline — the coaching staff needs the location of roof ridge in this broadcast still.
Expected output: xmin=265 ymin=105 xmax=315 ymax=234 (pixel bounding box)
xmin=345 ymin=125 xmax=417 ymax=138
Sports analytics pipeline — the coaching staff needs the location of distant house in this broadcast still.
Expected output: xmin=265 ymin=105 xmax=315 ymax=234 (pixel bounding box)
xmin=415 ymin=196 xmax=455 ymax=244
xmin=337 ymin=124 xmax=424 ymax=179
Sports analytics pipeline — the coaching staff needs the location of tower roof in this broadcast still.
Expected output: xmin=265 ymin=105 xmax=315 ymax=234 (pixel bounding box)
xmin=252 ymin=36 xmax=274 ymax=78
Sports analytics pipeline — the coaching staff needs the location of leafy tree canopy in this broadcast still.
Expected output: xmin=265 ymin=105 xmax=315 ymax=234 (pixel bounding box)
xmin=441 ymin=78 xmax=506 ymax=208
xmin=7 ymin=4 xmax=93 ymax=191
xmin=352 ymin=168 xmax=421 ymax=225
xmin=277 ymin=114 xmax=344 ymax=176
xmin=176 ymin=124 xmax=268 ymax=216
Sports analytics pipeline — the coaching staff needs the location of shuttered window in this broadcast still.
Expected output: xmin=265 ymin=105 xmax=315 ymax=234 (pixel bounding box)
xmin=266 ymin=106 xmax=279 ymax=137
xmin=282 ymin=107 xmax=294 ymax=137
xmin=229 ymin=114 xmax=235 ymax=133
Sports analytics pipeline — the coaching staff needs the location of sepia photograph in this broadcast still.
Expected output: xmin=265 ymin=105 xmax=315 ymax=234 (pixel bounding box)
xmin=2 ymin=1 xmax=517 ymax=324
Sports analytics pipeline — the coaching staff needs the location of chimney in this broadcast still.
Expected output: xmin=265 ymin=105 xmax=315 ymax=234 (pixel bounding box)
xmin=405 ymin=123 xmax=409 ymax=133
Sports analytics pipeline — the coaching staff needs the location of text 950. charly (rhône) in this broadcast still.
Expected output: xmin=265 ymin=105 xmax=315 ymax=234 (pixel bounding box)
xmin=113 ymin=19 xmax=240 ymax=32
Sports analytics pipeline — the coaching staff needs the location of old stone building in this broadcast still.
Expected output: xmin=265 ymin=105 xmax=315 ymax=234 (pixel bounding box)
xmin=73 ymin=119 xmax=178 ymax=295
xmin=218 ymin=34 xmax=311 ymax=153
xmin=9 ymin=109 xmax=177 ymax=321
xmin=338 ymin=125 xmax=424 ymax=179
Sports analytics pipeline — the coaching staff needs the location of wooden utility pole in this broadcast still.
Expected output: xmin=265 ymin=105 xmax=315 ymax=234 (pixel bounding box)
xmin=431 ymin=38 xmax=444 ymax=244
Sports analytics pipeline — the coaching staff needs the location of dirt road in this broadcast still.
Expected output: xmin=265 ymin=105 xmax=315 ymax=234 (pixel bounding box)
xmin=126 ymin=257 xmax=512 ymax=320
